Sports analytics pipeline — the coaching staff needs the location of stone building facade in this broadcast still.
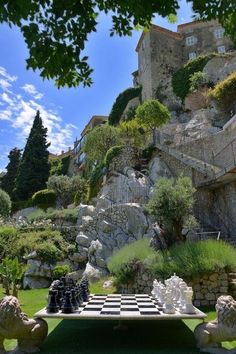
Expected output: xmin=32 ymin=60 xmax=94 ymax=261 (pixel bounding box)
xmin=135 ymin=20 xmax=234 ymax=107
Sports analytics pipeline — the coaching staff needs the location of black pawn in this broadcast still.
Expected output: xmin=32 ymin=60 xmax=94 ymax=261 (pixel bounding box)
xmin=71 ymin=288 xmax=79 ymax=310
xmin=47 ymin=289 xmax=59 ymax=313
xmin=61 ymin=290 xmax=74 ymax=314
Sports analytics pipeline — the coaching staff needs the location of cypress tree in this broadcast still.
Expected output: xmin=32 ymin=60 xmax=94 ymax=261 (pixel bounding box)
xmin=15 ymin=111 xmax=50 ymax=200
xmin=1 ymin=147 xmax=21 ymax=200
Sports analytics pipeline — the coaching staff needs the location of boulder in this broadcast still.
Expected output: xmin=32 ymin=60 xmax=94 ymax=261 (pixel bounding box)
xmin=148 ymin=157 xmax=172 ymax=184
xmin=83 ymin=262 xmax=108 ymax=282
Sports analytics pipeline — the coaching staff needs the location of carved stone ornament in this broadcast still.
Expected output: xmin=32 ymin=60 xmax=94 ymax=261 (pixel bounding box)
xmin=0 ymin=296 xmax=48 ymax=354
xmin=194 ymin=295 xmax=236 ymax=354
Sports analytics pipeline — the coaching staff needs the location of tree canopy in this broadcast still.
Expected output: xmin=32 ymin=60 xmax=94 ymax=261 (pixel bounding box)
xmin=0 ymin=1 xmax=235 ymax=88
xmin=15 ymin=111 xmax=50 ymax=201
xmin=1 ymin=148 xmax=21 ymax=200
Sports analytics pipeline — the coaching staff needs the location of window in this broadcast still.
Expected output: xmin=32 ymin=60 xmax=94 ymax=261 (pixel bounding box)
xmin=218 ymin=46 xmax=226 ymax=54
xmin=189 ymin=52 xmax=197 ymax=60
xmin=186 ymin=36 xmax=196 ymax=46
xmin=214 ymin=28 xmax=224 ymax=39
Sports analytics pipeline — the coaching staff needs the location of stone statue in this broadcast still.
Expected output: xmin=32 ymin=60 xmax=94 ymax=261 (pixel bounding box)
xmin=0 ymin=296 xmax=48 ymax=354
xmin=194 ymin=295 xmax=236 ymax=354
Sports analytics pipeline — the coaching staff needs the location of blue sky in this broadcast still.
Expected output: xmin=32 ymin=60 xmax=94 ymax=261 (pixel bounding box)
xmin=0 ymin=1 xmax=193 ymax=171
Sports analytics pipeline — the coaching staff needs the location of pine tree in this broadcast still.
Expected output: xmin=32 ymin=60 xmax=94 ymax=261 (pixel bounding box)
xmin=15 ymin=111 xmax=50 ymax=200
xmin=1 ymin=148 xmax=21 ymax=200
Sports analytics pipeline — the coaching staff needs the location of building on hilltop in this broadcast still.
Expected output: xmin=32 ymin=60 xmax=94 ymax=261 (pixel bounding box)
xmin=135 ymin=20 xmax=234 ymax=108
xmin=70 ymin=115 xmax=108 ymax=175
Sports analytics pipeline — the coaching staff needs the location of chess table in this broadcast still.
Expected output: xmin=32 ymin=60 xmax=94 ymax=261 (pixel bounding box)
xmin=34 ymin=293 xmax=207 ymax=321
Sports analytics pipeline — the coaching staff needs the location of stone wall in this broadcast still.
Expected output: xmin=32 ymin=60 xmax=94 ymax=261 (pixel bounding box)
xmin=108 ymin=146 xmax=140 ymax=173
xmin=121 ymin=264 xmax=236 ymax=306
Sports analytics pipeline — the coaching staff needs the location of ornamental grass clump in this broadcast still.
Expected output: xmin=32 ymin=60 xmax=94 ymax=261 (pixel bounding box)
xmin=209 ymin=71 xmax=236 ymax=110
xmin=151 ymin=240 xmax=236 ymax=277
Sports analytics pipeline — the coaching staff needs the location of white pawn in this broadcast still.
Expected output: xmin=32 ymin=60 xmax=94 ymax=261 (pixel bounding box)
xmin=163 ymin=291 xmax=175 ymax=314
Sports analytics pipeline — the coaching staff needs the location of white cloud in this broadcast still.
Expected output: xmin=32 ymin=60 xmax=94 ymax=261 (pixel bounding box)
xmin=0 ymin=66 xmax=77 ymax=155
xmin=21 ymin=84 xmax=44 ymax=100
xmin=0 ymin=66 xmax=17 ymax=82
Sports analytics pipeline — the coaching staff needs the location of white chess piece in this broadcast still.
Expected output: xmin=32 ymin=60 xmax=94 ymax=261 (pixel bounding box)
xmin=182 ymin=287 xmax=196 ymax=314
xmin=163 ymin=291 xmax=175 ymax=314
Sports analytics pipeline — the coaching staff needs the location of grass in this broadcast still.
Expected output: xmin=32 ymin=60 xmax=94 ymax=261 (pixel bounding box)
xmin=1 ymin=282 xmax=236 ymax=353
xmin=108 ymin=238 xmax=155 ymax=274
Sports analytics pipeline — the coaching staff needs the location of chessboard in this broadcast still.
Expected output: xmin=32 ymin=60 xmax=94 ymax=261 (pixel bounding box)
xmin=34 ymin=294 xmax=206 ymax=321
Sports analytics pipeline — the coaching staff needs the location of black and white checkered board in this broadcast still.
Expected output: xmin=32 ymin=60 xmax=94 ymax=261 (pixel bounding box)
xmin=79 ymin=294 xmax=163 ymax=316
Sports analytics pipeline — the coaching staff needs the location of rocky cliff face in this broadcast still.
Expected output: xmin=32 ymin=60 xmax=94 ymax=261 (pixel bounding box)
xmin=73 ymin=158 xmax=172 ymax=281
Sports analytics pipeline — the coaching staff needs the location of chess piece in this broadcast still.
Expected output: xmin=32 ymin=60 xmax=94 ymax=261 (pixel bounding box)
xmin=71 ymin=288 xmax=79 ymax=310
xmin=47 ymin=289 xmax=59 ymax=313
xmin=163 ymin=291 xmax=175 ymax=314
xmin=182 ymin=287 xmax=196 ymax=314
xmin=61 ymin=290 xmax=74 ymax=314
xmin=78 ymin=276 xmax=90 ymax=302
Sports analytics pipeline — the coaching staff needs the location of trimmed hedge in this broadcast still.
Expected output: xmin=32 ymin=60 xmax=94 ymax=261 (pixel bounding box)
xmin=172 ymin=54 xmax=216 ymax=101
xmin=108 ymin=87 xmax=141 ymax=126
xmin=104 ymin=145 xmax=125 ymax=168
xmin=210 ymin=71 xmax=236 ymax=110
xmin=32 ymin=189 xmax=56 ymax=211
xmin=0 ymin=189 xmax=11 ymax=217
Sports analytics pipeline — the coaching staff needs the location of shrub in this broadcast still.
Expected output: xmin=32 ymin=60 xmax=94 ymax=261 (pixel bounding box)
xmin=108 ymin=238 xmax=155 ymax=274
xmin=12 ymin=229 xmax=69 ymax=264
xmin=108 ymin=86 xmax=141 ymax=125
xmin=172 ymin=54 xmax=216 ymax=101
xmin=0 ymin=226 xmax=17 ymax=259
xmin=32 ymin=189 xmax=56 ymax=211
xmin=87 ymin=162 xmax=106 ymax=200
xmin=0 ymin=189 xmax=11 ymax=217
xmin=73 ymin=179 xmax=88 ymax=206
xmin=118 ymin=119 xmax=147 ymax=148
xmin=150 ymin=240 xmax=236 ymax=278
xmin=47 ymin=175 xmax=86 ymax=208
xmin=209 ymin=71 xmax=236 ymax=110
xmin=104 ymin=145 xmax=125 ymax=168
xmin=145 ymin=176 xmax=196 ymax=242
xmin=52 ymin=264 xmax=71 ymax=279
xmin=0 ymin=257 xmax=25 ymax=297
xmin=189 ymin=71 xmax=212 ymax=92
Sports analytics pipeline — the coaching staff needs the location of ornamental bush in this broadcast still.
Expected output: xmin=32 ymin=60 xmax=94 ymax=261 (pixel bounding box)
xmin=108 ymin=87 xmax=141 ymax=125
xmin=32 ymin=189 xmax=56 ymax=211
xmin=0 ymin=188 xmax=11 ymax=217
xmin=189 ymin=71 xmax=212 ymax=92
xmin=104 ymin=145 xmax=125 ymax=168
xmin=209 ymin=71 xmax=236 ymax=110
xmin=172 ymin=54 xmax=216 ymax=101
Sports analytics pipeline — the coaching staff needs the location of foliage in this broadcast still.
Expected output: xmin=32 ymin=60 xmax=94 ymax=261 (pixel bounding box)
xmin=28 ymin=208 xmax=79 ymax=224
xmin=172 ymin=54 xmax=216 ymax=101
xmin=150 ymin=240 xmax=236 ymax=278
xmin=135 ymin=99 xmax=170 ymax=144
xmin=87 ymin=162 xmax=106 ymax=201
xmin=83 ymin=124 xmax=121 ymax=165
xmin=142 ymin=144 xmax=157 ymax=160
xmin=189 ymin=71 xmax=212 ymax=92
xmin=12 ymin=229 xmax=69 ymax=264
xmin=52 ymin=264 xmax=71 ymax=280
xmin=108 ymin=238 xmax=154 ymax=274
xmin=104 ymin=145 xmax=125 ymax=168
xmin=209 ymin=71 xmax=236 ymax=110
xmin=0 ymin=189 xmax=11 ymax=218
xmin=32 ymin=189 xmax=56 ymax=211
xmin=49 ymin=155 xmax=71 ymax=176
xmin=47 ymin=175 xmax=87 ymax=208
xmin=0 ymin=226 xmax=17 ymax=259
xmin=0 ymin=1 xmax=235 ymax=88
xmin=15 ymin=111 xmax=50 ymax=201
xmin=0 ymin=257 xmax=25 ymax=297
xmin=118 ymin=119 xmax=147 ymax=148
xmin=1 ymin=148 xmax=21 ymax=200
xmin=108 ymin=87 xmax=141 ymax=125
xmin=73 ymin=179 xmax=88 ymax=206
xmin=11 ymin=199 xmax=33 ymax=214
xmin=145 ymin=176 xmax=196 ymax=242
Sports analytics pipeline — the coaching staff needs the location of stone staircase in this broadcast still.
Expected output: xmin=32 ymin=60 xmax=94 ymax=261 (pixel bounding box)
xmin=155 ymin=143 xmax=221 ymax=179
xmin=228 ymin=272 xmax=236 ymax=299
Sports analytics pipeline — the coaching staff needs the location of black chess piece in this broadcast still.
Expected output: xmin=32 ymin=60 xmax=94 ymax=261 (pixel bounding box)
xmin=71 ymin=288 xmax=79 ymax=310
xmin=61 ymin=290 xmax=74 ymax=314
xmin=78 ymin=276 xmax=90 ymax=302
xmin=47 ymin=289 xmax=59 ymax=313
